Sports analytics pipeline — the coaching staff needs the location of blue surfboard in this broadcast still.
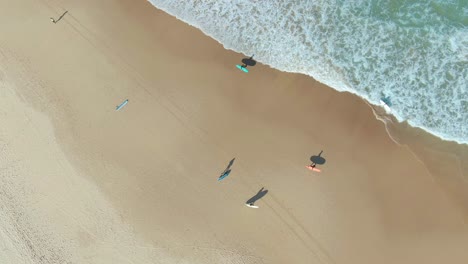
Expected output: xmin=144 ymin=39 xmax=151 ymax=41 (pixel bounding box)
xmin=116 ymin=99 xmax=129 ymax=111
xmin=236 ymin=65 xmax=249 ymax=73
xmin=218 ymin=170 xmax=231 ymax=181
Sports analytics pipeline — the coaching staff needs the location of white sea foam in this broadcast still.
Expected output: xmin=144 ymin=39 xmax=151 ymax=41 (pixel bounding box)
xmin=147 ymin=0 xmax=468 ymax=144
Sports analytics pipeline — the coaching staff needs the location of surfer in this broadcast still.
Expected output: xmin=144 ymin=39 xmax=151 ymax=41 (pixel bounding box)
xmin=236 ymin=55 xmax=256 ymax=73
xmin=380 ymin=96 xmax=392 ymax=113
xmin=245 ymin=187 xmax=267 ymax=208
xmin=306 ymin=163 xmax=321 ymax=172
xmin=245 ymin=202 xmax=259 ymax=208
xmin=218 ymin=169 xmax=231 ymax=181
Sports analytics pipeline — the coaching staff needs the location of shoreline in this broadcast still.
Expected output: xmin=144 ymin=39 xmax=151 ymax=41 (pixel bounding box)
xmin=147 ymin=1 xmax=467 ymax=146
xmin=0 ymin=0 xmax=467 ymax=263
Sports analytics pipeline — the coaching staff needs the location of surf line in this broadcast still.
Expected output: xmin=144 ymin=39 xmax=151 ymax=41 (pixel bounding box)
xmin=116 ymin=99 xmax=129 ymax=111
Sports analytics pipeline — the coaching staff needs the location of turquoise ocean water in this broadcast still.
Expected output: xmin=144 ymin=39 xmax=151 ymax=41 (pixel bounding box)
xmin=147 ymin=0 xmax=467 ymax=144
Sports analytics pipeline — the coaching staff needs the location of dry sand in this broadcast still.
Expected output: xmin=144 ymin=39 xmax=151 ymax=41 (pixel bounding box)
xmin=0 ymin=0 xmax=467 ymax=263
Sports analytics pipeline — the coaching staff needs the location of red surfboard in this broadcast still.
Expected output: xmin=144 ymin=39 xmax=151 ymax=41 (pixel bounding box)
xmin=306 ymin=165 xmax=321 ymax=172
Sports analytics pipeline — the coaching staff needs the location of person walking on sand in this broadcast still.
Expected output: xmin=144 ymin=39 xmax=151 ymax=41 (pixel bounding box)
xmin=50 ymin=17 xmax=56 ymax=23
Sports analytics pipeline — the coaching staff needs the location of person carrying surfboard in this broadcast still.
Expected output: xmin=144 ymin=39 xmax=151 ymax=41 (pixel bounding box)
xmin=218 ymin=169 xmax=231 ymax=181
xmin=235 ymin=55 xmax=255 ymax=73
xmin=245 ymin=202 xmax=259 ymax=208
xmin=306 ymin=163 xmax=321 ymax=172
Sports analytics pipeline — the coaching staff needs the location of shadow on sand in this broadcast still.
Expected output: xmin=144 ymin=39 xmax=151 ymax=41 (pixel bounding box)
xmin=218 ymin=158 xmax=236 ymax=180
xmin=51 ymin=11 xmax=68 ymax=23
xmin=246 ymin=187 xmax=268 ymax=205
xmin=241 ymin=55 xmax=256 ymax=67
xmin=310 ymin=150 xmax=326 ymax=165
xmin=222 ymin=158 xmax=235 ymax=174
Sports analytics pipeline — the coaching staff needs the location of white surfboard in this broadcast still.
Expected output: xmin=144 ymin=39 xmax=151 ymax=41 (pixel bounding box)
xmin=245 ymin=203 xmax=259 ymax=208
xmin=380 ymin=99 xmax=392 ymax=113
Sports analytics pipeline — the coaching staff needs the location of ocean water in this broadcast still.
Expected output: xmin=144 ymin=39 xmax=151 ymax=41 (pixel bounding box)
xmin=147 ymin=0 xmax=468 ymax=144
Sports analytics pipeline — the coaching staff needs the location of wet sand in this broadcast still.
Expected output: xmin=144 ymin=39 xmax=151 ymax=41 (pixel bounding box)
xmin=0 ymin=0 xmax=466 ymax=263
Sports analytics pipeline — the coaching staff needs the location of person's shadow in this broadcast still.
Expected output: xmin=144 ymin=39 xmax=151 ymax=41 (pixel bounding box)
xmin=51 ymin=11 xmax=68 ymax=23
xmin=310 ymin=150 xmax=326 ymax=165
xmin=241 ymin=55 xmax=256 ymax=67
xmin=220 ymin=158 xmax=236 ymax=176
xmin=246 ymin=187 xmax=268 ymax=205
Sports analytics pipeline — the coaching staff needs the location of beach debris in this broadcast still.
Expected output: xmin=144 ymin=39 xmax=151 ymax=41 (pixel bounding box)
xmin=116 ymin=99 xmax=129 ymax=111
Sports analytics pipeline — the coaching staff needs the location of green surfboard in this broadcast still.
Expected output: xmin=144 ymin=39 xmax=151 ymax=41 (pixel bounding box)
xmin=236 ymin=64 xmax=249 ymax=73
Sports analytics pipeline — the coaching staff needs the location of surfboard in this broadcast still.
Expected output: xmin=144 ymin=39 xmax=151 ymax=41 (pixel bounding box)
xmin=218 ymin=170 xmax=231 ymax=181
xmin=116 ymin=99 xmax=129 ymax=111
xmin=236 ymin=65 xmax=249 ymax=73
xmin=245 ymin=203 xmax=259 ymax=208
xmin=306 ymin=166 xmax=321 ymax=172
xmin=379 ymin=99 xmax=391 ymax=113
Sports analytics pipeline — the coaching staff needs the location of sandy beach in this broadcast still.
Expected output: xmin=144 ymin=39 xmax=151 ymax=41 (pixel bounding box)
xmin=0 ymin=0 xmax=467 ymax=263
